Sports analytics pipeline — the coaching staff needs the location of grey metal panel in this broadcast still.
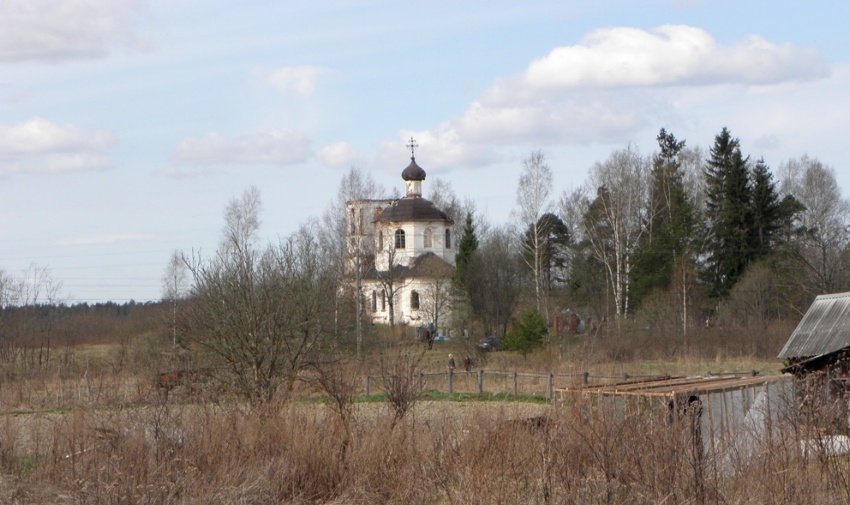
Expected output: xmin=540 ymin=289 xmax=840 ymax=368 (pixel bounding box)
xmin=778 ymin=292 xmax=850 ymax=359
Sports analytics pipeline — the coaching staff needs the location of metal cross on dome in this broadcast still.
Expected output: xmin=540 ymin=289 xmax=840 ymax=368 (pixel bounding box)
xmin=406 ymin=137 xmax=418 ymax=159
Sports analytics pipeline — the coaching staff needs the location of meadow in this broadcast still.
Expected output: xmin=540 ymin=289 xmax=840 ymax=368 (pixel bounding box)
xmin=0 ymin=321 xmax=846 ymax=505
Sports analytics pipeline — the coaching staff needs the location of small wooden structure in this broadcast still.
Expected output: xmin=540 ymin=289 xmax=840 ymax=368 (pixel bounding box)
xmin=777 ymin=292 xmax=850 ymax=426
xmin=779 ymin=291 xmax=850 ymax=375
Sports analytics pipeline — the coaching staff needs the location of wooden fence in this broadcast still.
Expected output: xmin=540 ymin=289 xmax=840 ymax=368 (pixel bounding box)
xmin=363 ymin=370 xmax=669 ymax=400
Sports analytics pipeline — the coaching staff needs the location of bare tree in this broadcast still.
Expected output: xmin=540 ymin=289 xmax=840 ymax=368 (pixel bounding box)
xmin=428 ymin=177 xmax=479 ymax=245
xmin=779 ymin=156 xmax=850 ymax=298
xmin=583 ymin=146 xmax=650 ymax=323
xmin=466 ymin=225 xmax=526 ymax=337
xmin=322 ymin=167 xmax=385 ymax=357
xmin=183 ymin=189 xmax=336 ymax=403
xmin=2 ymin=264 xmax=64 ymax=366
xmin=516 ymin=150 xmax=553 ymax=318
xmin=162 ymin=250 xmax=189 ymax=346
xmin=374 ymin=242 xmax=410 ymax=328
xmin=416 ymin=259 xmax=454 ymax=347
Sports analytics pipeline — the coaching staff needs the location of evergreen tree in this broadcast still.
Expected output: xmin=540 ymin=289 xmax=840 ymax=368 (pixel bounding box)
xmin=749 ymin=157 xmax=784 ymax=259
xmin=502 ymin=308 xmax=547 ymax=357
xmin=522 ymin=213 xmax=570 ymax=295
xmin=452 ymin=211 xmax=478 ymax=293
xmin=631 ymin=129 xmax=698 ymax=308
xmin=702 ymin=128 xmax=752 ymax=300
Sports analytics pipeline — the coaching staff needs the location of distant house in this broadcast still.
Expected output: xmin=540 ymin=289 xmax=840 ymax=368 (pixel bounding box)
xmin=344 ymin=146 xmax=455 ymax=333
xmin=778 ymin=291 xmax=850 ymax=375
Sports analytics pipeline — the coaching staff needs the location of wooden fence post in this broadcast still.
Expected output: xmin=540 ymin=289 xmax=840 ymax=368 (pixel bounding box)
xmin=448 ymin=369 xmax=454 ymax=394
xmin=477 ymin=370 xmax=483 ymax=394
xmin=547 ymin=373 xmax=553 ymax=400
xmin=418 ymin=371 xmax=424 ymax=392
xmin=583 ymin=371 xmax=589 ymax=384
xmin=513 ymin=371 xmax=518 ymax=396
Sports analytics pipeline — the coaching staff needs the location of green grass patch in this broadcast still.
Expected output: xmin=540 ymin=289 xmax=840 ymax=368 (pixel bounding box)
xmin=17 ymin=454 xmax=43 ymax=478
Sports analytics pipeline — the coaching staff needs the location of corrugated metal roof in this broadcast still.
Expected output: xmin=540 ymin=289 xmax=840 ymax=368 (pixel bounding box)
xmin=557 ymin=374 xmax=783 ymax=398
xmin=777 ymin=291 xmax=850 ymax=359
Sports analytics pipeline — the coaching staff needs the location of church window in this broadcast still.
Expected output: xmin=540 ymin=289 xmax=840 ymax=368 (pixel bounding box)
xmin=395 ymin=229 xmax=406 ymax=249
xmin=445 ymin=228 xmax=452 ymax=249
xmin=349 ymin=208 xmax=355 ymax=234
xmin=371 ymin=290 xmax=377 ymax=312
xmin=381 ymin=290 xmax=386 ymax=310
xmin=359 ymin=208 xmax=365 ymax=233
xmin=378 ymin=230 xmax=384 ymax=250
xmin=410 ymin=290 xmax=420 ymax=310
xmin=423 ymin=228 xmax=433 ymax=248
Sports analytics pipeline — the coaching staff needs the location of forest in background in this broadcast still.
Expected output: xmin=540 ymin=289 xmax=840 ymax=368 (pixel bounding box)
xmin=0 ymin=126 xmax=847 ymax=391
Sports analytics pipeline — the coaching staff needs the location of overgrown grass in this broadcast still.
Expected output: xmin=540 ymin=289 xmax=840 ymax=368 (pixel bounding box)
xmin=0 ymin=319 xmax=827 ymax=504
xmin=0 ymin=395 xmax=846 ymax=504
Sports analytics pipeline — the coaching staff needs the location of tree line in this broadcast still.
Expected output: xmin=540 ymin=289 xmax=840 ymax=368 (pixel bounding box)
xmin=3 ymin=126 xmax=848 ymax=403
xmin=492 ymin=128 xmax=850 ymax=339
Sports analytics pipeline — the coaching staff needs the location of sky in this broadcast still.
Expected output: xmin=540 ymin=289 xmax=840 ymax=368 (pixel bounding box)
xmin=2 ymin=0 xmax=850 ymax=304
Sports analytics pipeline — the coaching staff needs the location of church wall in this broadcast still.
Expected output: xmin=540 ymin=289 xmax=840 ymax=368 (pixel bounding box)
xmin=375 ymin=220 xmax=455 ymax=270
xmin=362 ymin=277 xmax=452 ymax=335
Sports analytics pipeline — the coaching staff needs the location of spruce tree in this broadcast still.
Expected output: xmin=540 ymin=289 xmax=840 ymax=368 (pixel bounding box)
xmin=703 ymin=128 xmax=752 ymax=300
xmin=749 ymin=157 xmax=783 ymax=259
xmin=452 ymin=212 xmax=478 ymax=293
xmin=631 ymin=129 xmax=697 ymax=308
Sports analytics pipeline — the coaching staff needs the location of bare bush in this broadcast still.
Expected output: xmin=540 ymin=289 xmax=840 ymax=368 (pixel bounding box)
xmin=377 ymin=344 xmax=425 ymax=427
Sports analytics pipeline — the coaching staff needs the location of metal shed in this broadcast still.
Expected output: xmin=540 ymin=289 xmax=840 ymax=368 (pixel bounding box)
xmin=778 ymin=291 xmax=850 ymax=364
xmin=557 ymin=374 xmax=795 ymax=457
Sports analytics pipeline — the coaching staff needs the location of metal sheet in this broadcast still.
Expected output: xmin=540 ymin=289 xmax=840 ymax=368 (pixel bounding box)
xmin=778 ymin=292 xmax=850 ymax=359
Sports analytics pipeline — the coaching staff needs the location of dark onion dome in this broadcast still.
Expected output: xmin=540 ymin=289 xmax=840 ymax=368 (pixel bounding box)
xmin=401 ymin=158 xmax=426 ymax=181
xmin=378 ymin=197 xmax=452 ymax=223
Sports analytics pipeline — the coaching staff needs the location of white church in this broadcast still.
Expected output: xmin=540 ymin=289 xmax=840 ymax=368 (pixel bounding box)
xmin=345 ymin=141 xmax=455 ymax=334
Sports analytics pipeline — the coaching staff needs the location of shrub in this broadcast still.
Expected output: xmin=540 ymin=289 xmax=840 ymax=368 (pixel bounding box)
xmin=503 ymin=309 xmax=548 ymax=357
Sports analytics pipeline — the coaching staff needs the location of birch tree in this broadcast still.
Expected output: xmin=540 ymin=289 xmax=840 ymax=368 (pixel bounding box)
xmin=321 ymin=167 xmax=384 ymax=357
xmin=779 ymin=156 xmax=850 ymax=298
xmin=583 ymin=146 xmax=650 ymax=323
xmin=516 ymin=150 xmax=553 ymax=317
xmin=162 ymin=250 xmax=189 ymax=346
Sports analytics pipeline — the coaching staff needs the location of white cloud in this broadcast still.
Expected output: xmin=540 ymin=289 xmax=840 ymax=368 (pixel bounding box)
xmin=0 ymin=117 xmax=116 ymax=175
xmin=0 ymin=0 xmax=149 ymax=62
xmin=520 ymin=25 xmax=828 ymax=91
xmin=172 ymin=130 xmax=312 ymax=167
xmin=0 ymin=117 xmax=115 ymax=154
xmin=381 ymin=25 xmax=831 ymax=167
xmin=264 ymin=66 xmax=329 ymax=95
xmin=317 ymin=141 xmax=359 ymax=169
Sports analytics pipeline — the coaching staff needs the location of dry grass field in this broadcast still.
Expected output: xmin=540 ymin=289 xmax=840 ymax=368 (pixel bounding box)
xmin=0 ymin=326 xmax=846 ymax=504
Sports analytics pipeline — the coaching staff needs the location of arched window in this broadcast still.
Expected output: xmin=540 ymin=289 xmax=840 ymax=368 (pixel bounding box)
xmin=410 ymin=290 xmax=420 ymax=310
xmin=423 ymin=228 xmax=433 ymax=248
xmin=381 ymin=290 xmax=386 ymax=310
xmin=349 ymin=208 xmax=356 ymax=234
xmin=371 ymin=290 xmax=377 ymax=312
xmin=445 ymin=228 xmax=452 ymax=249
xmin=378 ymin=230 xmax=384 ymax=250
xmin=395 ymin=229 xmax=406 ymax=249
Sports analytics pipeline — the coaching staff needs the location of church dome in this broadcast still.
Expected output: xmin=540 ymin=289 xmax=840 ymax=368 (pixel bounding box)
xmin=401 ymin=158 xmax=426 ymax=181
xmin=378 ymin=197 xmax=451 ymax=223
